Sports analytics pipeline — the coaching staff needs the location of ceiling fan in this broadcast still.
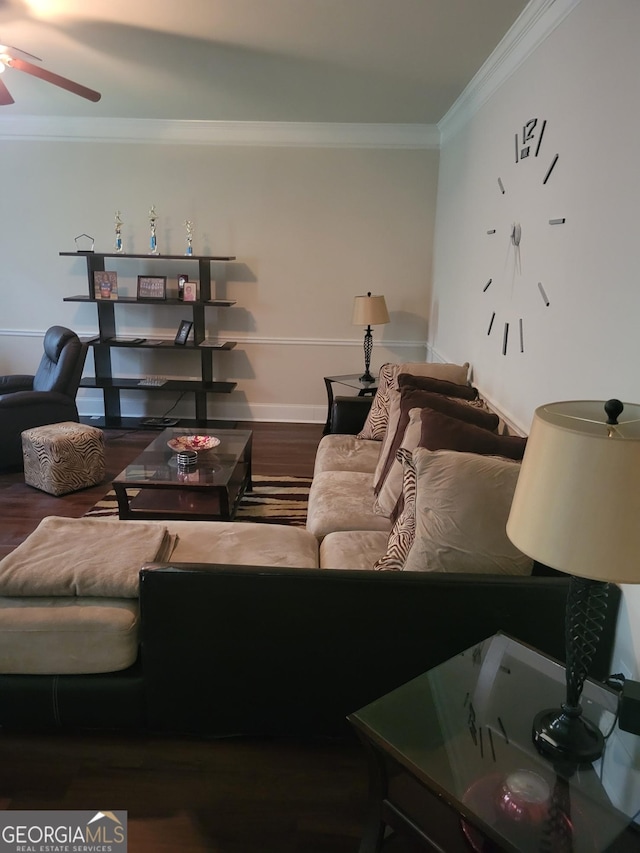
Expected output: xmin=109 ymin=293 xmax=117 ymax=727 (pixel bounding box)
xmin=0 ymin=43 xmax=101 ymax=105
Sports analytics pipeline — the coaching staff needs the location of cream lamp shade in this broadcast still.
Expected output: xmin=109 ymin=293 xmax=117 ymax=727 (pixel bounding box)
xmin=352 ymin=294 xmax=390 ymax=327
xmin=352 ymin=292 xmax=390 ymax=383
xmin=506 ymin=399 xmax=640 ymax=585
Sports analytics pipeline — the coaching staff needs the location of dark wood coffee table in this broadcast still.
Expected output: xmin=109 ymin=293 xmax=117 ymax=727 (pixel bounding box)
xmin=112 ymin=428 xmax=252 ymax=521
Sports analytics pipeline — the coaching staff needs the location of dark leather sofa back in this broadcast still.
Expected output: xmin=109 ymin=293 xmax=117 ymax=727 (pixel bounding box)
xmin=139 ymin=563 xmax=621 ymax=739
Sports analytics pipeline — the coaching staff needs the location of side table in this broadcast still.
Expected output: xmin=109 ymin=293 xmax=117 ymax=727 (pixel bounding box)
xmin=348 ymin=633 xmax=640 ymax=853
xmin=323 ymin=373 xmax=378 ymax=434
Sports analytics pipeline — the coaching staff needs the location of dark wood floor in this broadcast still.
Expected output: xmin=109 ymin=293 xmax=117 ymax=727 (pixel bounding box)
xmin=0 ymin=422 xmax=376 ymax=853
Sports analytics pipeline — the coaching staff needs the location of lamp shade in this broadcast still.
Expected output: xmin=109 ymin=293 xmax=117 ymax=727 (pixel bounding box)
xmin=506 ymin=400 xmax=640 ymax=584
xmin=352 ymin=293 xmax=390 ymax=327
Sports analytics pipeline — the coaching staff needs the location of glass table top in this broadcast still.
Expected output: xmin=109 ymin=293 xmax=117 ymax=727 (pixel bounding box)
xmin=350 ymin=633 xmax=639 ymax=853
xmin=114 ymin=428 xmax=252 ymax=489
xmin=325 ymin=373 xmax=378 ymax=392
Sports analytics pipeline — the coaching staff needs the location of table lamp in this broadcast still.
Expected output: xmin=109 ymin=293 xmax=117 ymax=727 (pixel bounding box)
xmin=506 ymin=399 xmax=640 ymax=764
xmin=352 ymin=292 xmax=390 ymax=383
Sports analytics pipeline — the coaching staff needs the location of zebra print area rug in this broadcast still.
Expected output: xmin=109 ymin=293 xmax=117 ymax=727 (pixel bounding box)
xmin=84 ymin=475 xmax=312 ymax=527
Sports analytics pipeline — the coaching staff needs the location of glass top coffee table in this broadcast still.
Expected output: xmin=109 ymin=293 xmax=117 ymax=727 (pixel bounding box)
xmin=112 ymin=428 xmax=252 ymax=521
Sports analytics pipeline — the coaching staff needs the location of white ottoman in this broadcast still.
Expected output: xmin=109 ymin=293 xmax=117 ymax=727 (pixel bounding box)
xmin=22 ymin=421 xmax=105 ymax=496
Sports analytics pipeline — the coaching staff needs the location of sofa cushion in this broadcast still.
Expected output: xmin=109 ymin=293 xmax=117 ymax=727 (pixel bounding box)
xmin=373 ymin=389 xmax=501 ymax=517
xmin=306 ymin=471 xmax=391 ymax=540
xmin=164 ymin=520 xmax=319 ymax=568
xmin=403 ymin=448 xmax=533 ymax=575
xmin=0 ymin=597 xmax=139 ymax=674
xmin=313 ymin=434 xmax=380 ymax=476
xmin=357 ymin=361 xmax=470 ymax=441
xmin=320 ymin=531 xmax=389 ymax=570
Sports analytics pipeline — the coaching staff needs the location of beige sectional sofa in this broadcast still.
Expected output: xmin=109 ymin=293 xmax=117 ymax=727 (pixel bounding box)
xmin=0 ymin=360 xmax=622 ymax=734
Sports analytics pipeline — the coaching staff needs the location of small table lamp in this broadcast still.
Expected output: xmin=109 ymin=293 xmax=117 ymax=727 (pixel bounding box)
xmin=352 ymin=292 xmax=390 ymax=383
xmin=507 ymin=399 xmax=640 ymax=764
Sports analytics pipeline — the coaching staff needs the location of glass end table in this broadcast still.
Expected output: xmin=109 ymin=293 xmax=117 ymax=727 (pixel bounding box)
xmin=323 ymin=373 xmax=378 ymax=434
xmin=349 ymin=633 xmax=640 ymax=853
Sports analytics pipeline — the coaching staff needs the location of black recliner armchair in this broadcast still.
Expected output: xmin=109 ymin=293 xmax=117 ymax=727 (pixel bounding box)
xmin=0 ymin=326 xmax=87 ymax=470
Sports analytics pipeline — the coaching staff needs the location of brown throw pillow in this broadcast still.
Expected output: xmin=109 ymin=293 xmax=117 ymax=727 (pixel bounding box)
xmin=418 ymin=408 xmax=527 ymax=460
xmin=398 ymin=373 xmax=480 ymax=401
xmin=373 ymin=387 xmax=500 ymax=515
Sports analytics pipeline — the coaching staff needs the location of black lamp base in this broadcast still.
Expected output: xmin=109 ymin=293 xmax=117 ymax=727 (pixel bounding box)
xmin=359 ymin=370 xmax=375 ymax=383
xmin=533 ymin=706 xmax=604 ymax=764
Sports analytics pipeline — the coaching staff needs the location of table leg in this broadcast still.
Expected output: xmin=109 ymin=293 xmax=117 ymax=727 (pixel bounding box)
xmin=113 ymin=483 xmax=131 ymax=520
xmin=323 ymin=377 xmax=335 ymax=435
xmin=355 ymin=733 xmax=389 ymax=853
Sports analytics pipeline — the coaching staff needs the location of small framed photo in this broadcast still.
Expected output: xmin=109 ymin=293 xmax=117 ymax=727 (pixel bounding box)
xmin=183 ymin=281 xmax=198 ymax=302
xmin=137 ymin=275 xmax=167 ymax=300
xmin=94 ymin=271 xmax=118 ymax=300
xmin=174 ymin=320 xmax=193 ymax=346
xmin=177 ymin=273 xmax=189 ymax=301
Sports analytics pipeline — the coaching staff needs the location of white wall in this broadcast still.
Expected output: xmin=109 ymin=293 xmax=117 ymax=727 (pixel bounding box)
xmin=430 ymin=0 xmax=640 ymax=676
xmin=0 ymin=130 xmax=437 ymax=422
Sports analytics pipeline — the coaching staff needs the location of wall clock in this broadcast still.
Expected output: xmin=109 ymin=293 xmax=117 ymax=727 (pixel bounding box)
xmin=483 ymin=118 xmax=566 ymax=355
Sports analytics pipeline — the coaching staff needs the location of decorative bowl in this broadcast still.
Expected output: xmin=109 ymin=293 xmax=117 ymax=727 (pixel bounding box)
xmin=167 ymin=435 xmax=220 ymax=452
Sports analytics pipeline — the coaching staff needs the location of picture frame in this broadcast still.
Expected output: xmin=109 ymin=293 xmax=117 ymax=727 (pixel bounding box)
xmin=174 ymin=320 xmax=193 ymax=346
xmin=93 ymin=271 xmax=118 ymax=300
xmin=183 ymin=281 xmax=198 ymax=302
xmin=137 ymin=275 xmax=167 ymax=300
xmin=177 ymin=273 xmax=189 ymax=301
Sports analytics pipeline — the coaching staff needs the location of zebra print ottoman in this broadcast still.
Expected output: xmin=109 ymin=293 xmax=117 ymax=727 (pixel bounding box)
xmin=22 ymin=422 xmax=105 ymax=496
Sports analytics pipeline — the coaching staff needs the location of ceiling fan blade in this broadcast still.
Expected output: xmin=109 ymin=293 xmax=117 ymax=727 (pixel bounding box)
xmin=7 ymin=57 xmax=101 ymax=102
xmin=0 ymin=75 xmax=14 ymax=105
xmin=0 ymin=43 xmax=42 ymax=62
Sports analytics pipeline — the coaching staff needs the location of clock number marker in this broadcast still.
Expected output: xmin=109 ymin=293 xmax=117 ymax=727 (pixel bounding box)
xmin=538 ymin=283 xmax=550 ymax=307
xmin=483 ymin=279 xmax=492 ymax=292
xmin=487 ymin=229 xmax=496 ymax=235
xmin=498 ymin=177 xmax=505 ymax=194
xmin=549 ymin=218 xmax=566 ymax=225
xmin=515 ymin=133 xmax=519 ymax=164
xmin=534 ymin=120 xmax=547 ymax=157
xmin=519 ymin=319 xmax=524 ymax=353
xmin=543 ymin=154 xmax=559 ymax=185
xmin=502 ymin=323 xmax=509 ymax=356
xmin=488 ymin=312 xmax=496 ymax=335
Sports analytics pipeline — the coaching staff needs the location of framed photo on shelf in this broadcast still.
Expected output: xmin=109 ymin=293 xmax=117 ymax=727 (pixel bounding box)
xmin=174 ymin=320 xmax=193 ymax=346
xmin=183 ymin=281 xmax=198 ymax=302
xmin=137 ymin=275 xmax=167 ymax=300
xmin=177 ymin=273 xmax=189 ymax=301
xmin=93 ymin=271 xmax=118 ymax=300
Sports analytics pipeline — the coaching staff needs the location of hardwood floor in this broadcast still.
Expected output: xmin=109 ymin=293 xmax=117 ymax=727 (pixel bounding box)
xmin=0 ymin=422 xmax=375 ymax=853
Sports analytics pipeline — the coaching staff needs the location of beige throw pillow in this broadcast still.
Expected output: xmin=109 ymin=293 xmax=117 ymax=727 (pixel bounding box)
xmin=403 ymin=447 xmax=533 ymax=576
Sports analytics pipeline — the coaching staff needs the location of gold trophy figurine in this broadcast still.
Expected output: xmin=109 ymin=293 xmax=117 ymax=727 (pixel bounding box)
xmin=185 ymin=220 xmax=194 ymax=256
xmin=114 ymin=210 xmax=123 ymax=253
xmin=149 ymin=205 xmax=159 ymax=255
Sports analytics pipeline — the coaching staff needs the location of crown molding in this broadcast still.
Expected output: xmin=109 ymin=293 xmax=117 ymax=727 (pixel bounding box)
xmin=438 ymin=0 xmax=583 ymax=144
xmin=0 ymin=116 xmax=439 ymax=149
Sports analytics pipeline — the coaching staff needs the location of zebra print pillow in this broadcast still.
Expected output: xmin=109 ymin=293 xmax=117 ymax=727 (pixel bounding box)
xmin=356 ymin=363 xmax=398 ymax=441
xmin=374 ymin=447 xmax=416 ymax=571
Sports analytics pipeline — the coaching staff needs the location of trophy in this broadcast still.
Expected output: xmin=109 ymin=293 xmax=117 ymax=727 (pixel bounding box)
xmin=149 ymin=205 xmax=159 ymax=255
xmin=114 ymin=210 xmax=123 ymax=253
xmin=185 ymin=219 xmax=194 ymax=256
